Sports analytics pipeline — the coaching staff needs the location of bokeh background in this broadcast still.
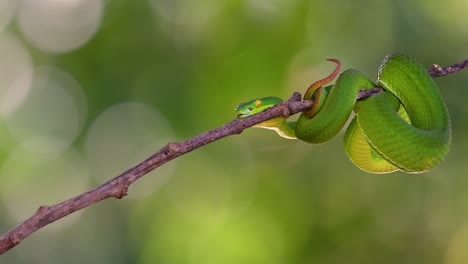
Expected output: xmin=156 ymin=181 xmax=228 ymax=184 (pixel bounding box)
xmin=1 ymin=0 xmax=468 ymax=263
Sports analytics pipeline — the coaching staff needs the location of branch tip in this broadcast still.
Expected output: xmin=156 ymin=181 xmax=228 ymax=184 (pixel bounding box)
xmin=430 ymin=64 xmax=444 ymax=74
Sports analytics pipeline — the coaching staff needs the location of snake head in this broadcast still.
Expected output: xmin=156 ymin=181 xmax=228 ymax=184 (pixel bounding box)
xmin=235 ymin=96 xmax=283 ymax=118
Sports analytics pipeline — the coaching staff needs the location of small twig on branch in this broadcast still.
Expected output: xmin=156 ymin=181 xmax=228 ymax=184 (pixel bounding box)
xmin=0 ymin=58 xmax=466 ymax=255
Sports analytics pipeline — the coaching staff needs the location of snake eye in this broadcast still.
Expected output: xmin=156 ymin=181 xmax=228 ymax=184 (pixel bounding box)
xmin=248 ymin=107 xmax=253 ymax=111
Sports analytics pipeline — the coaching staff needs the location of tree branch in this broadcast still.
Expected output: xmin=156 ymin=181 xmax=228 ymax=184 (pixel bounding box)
xmin=0 ymin=58 xmax=466 ymax=255
xmin=428 ymin=59 xmax=468 ymax=77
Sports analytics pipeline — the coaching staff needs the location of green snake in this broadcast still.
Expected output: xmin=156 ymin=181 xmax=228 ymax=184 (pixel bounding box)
xmin=235 ymin=53 xmax=451 ymax=174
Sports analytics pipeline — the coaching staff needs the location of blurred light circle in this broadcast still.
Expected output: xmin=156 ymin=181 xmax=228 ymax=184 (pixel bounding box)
xmin=151 ymin=0 xmax=220 ymax=27
xmin=0 ymin=33 xmax=33 ymax=117
xmin=246 ymin=0 xmax=296 ymax=20
xmin=0 ymin=147 xmax=88 ymax=226
xmin=149 ymin=0 xmax=223 ymax=43
xmin=0 ymin=0 xmax=16 ymax=32
xmin=17 ymin=0 xmax=104 ymax=53
xmin=4 ymin=66 xmax=87 ymax=153
xmin=85 ymin=102 xmax=175 ymax=198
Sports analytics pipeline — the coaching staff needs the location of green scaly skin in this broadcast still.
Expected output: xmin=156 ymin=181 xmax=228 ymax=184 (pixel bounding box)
xmin=235 ymin=53 xmax=451 ymax=174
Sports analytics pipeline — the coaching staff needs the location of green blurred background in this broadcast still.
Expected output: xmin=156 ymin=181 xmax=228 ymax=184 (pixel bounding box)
xmin=1 ymin=0 xmax=468 ymax=263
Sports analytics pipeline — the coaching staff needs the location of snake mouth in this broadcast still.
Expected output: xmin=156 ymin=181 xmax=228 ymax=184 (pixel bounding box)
xmin=237 ymin=113 xmax=249 ymax=119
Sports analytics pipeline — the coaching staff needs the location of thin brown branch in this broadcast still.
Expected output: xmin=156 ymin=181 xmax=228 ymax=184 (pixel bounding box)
xmin=0 ymin=58 xmax=466 ymax=255
xmin=428 ymin=58 xmax=468 ymax=77
xmin=0 ymin=92 xmax=311 ymax=254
